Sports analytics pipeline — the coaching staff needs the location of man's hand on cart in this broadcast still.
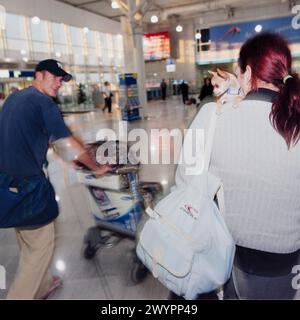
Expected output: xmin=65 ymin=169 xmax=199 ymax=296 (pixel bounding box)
xmin=92 ymin=164 xmax=112 ymax=177
xmin=52 ymin=136 xmax=112 ymax=176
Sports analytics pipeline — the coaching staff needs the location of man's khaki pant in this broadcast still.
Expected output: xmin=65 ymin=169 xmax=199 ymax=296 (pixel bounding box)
xmin=6 ymin=221 xmax=55 ymax=299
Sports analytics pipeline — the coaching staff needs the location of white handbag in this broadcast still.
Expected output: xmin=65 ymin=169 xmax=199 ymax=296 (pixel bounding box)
xmin=136 ymin=104 xmax=235 ymax=300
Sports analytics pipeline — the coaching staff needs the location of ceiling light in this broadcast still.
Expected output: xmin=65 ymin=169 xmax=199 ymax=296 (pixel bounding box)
xmin=255 ymin=24 xmax=262 ymax=33
xmin=22 ymin=57 xmax=28 ymax=63
xmin=195 ymin=32 xmax=201 ymax=40
xmin=176 ymin=25 xmax=183 ymax=32
xmin=20 ymin=49 xmax=26 ymax=55
xmin=83 ymin=27 xmax=89 ymax=33
xmin=111 ymin=1 xmax=119 ymax=9
xmin=31 ymin=16 xmax=40 ymax=25
xmin=151 ymin=15 xmax=158 ymax=23
xmin=55 ymin=52 xmax=61 ymax=58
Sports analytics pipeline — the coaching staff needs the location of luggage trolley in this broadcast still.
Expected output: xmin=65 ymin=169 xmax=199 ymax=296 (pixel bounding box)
xmin=77 ymin=141 xmax=162 ymax=284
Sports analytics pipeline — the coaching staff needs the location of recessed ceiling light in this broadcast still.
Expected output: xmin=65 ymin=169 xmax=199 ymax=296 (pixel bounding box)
xmin=31 ymin=16 xmax=40 ymax=25
xmin=151 ymin=15 xmax=158 ymax=23
xmin=195 ymin=32 xmax=201 ymax=40
xmin=111 ymin=1 xmax=119 ymax=9
xmin=255 ymin=24 xmax=262 ymax=33
xmin=176 ymin=25 xmax=183 ymax=32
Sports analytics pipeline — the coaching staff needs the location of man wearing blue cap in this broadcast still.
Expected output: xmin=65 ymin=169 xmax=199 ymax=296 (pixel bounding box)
xmin=0 ymin=59 xmax=111 ymax=299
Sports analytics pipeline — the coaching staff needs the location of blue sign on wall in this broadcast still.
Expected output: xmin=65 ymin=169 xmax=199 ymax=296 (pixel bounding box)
xmin=210 ymin=15 xmax=300 ymax=51
xmin=8 ymin=70 xmax=35 ymax=78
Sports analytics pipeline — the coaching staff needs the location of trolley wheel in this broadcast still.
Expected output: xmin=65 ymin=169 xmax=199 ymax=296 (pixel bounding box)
xmin=84 ymin=244 xmax=96 ymax=260
xmin=130 ymin=262 xmax=148 ymax=284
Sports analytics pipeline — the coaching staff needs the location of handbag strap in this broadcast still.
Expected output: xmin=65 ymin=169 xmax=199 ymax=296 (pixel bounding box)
xmin=202 ymin=103 xmax=226 ymax=215
xmin=203 ymin=103 xmax=220 ymax=171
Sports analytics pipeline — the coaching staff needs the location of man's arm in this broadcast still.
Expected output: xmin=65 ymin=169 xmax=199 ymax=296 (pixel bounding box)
xmin=52 ymin=136 xmax=111 ymax=175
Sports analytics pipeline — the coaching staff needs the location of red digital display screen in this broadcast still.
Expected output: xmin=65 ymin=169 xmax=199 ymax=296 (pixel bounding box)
xmin=143 ymin=32 xmax=171 ymax=61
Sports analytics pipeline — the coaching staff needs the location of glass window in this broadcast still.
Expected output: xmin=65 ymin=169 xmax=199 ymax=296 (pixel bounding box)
xmin=86 ymin=30 xmax=96 ymax=48
xmin=54 ymin=43 xmax=68 ymax=55
xmin=33 ymin=41 xmax=50 ymax=53
xmin=116 ymin=35 xmax=124 ymax=52
xmin=113 ymin=35 xmax=119 ymax=52
xmin=94 ymin=31 xmax=102 ymax=57
xmin=108 ymin=49 xmax=114 ymax=59
xmin=52 ymin=22 xmax=66 ymax=44
xmin=89 ymin=73 xmax=100 ymax=83
xmin=87 ymin=48 xmax=98 ymax=66
xmin=0 ymin=32 xmax=4 ymax=50
xmin=106 ymin=34 xmax=113 ymax=52
xmin=70 ymin=26 xmax=83 ymax=47
xmin=7 ymin=39 xmax=28 ymax=51
xmin=116 ymin=54 xmax=124 ymax=67
xmin=102 ymin=50 xmax=111 ymax=66
xmin=5 ymin=13 xmax=27 ymax=39
xmin=73 ymin=46 xmax=85 ymax=65
xmin=30 ymin=20 xmax=49 ymax=42
xmin=99 ymin=32 xmax=107 ymax=51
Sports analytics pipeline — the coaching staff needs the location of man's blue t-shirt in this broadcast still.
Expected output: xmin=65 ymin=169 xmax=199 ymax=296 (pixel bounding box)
xmin=0 ymin=86 xmax=71 ymax=177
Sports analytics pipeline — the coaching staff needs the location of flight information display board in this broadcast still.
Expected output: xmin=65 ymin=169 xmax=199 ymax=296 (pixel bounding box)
xmin=143 ymin=32 xmax=170 ymax=61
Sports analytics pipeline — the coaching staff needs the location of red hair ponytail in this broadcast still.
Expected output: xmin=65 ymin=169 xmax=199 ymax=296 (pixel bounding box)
xmin=239 ymin=32 xmax=300 ymax=148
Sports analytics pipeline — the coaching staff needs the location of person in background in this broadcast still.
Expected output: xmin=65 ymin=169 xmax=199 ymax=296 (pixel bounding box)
xmin=176 ymin=32 xmax=300 ymax=299
xmin=199 ymin=77 xmax=214 ymax=102
xmin=160 ymin=79 xmax=167 ymax=101
xmin=77 ymin=83 xmax=86 ymax=106
xmin=196 ymin=77 xmax=214 ymax=108
xmin=180 ymin=80 xmax=189 ymax=105
xmin=92 ymin=84 xmax=103 ymax=109
xmin=102 ymin=81 xmax=112 ymax=113
xmin=0 ymin=59 xmax=111 ymax=300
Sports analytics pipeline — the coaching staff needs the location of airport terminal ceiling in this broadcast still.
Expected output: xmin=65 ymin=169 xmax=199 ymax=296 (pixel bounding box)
xmin=55 ymin=0 xmax=289 ymax=22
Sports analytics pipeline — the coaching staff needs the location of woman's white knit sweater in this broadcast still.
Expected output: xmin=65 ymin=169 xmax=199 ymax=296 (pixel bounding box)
xmin=176 ymin=89 xmax=300 ymax=253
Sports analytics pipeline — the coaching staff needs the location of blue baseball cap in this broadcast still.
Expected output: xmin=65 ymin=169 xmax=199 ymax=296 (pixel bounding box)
xmin=35 ymin=59 xmax=72 ymax=82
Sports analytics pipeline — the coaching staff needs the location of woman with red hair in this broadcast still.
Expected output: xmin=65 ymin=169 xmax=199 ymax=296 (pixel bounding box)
xmin=176 ymin=32 xmax=300 ymax=299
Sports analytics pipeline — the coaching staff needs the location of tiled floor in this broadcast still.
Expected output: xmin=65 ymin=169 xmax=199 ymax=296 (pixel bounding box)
xmin=0 ymin=97 xmax=198 ymax=299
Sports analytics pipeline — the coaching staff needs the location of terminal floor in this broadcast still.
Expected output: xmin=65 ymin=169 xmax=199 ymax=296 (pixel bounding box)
xmin=0 ymin=97 xmax=198 ymax=300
